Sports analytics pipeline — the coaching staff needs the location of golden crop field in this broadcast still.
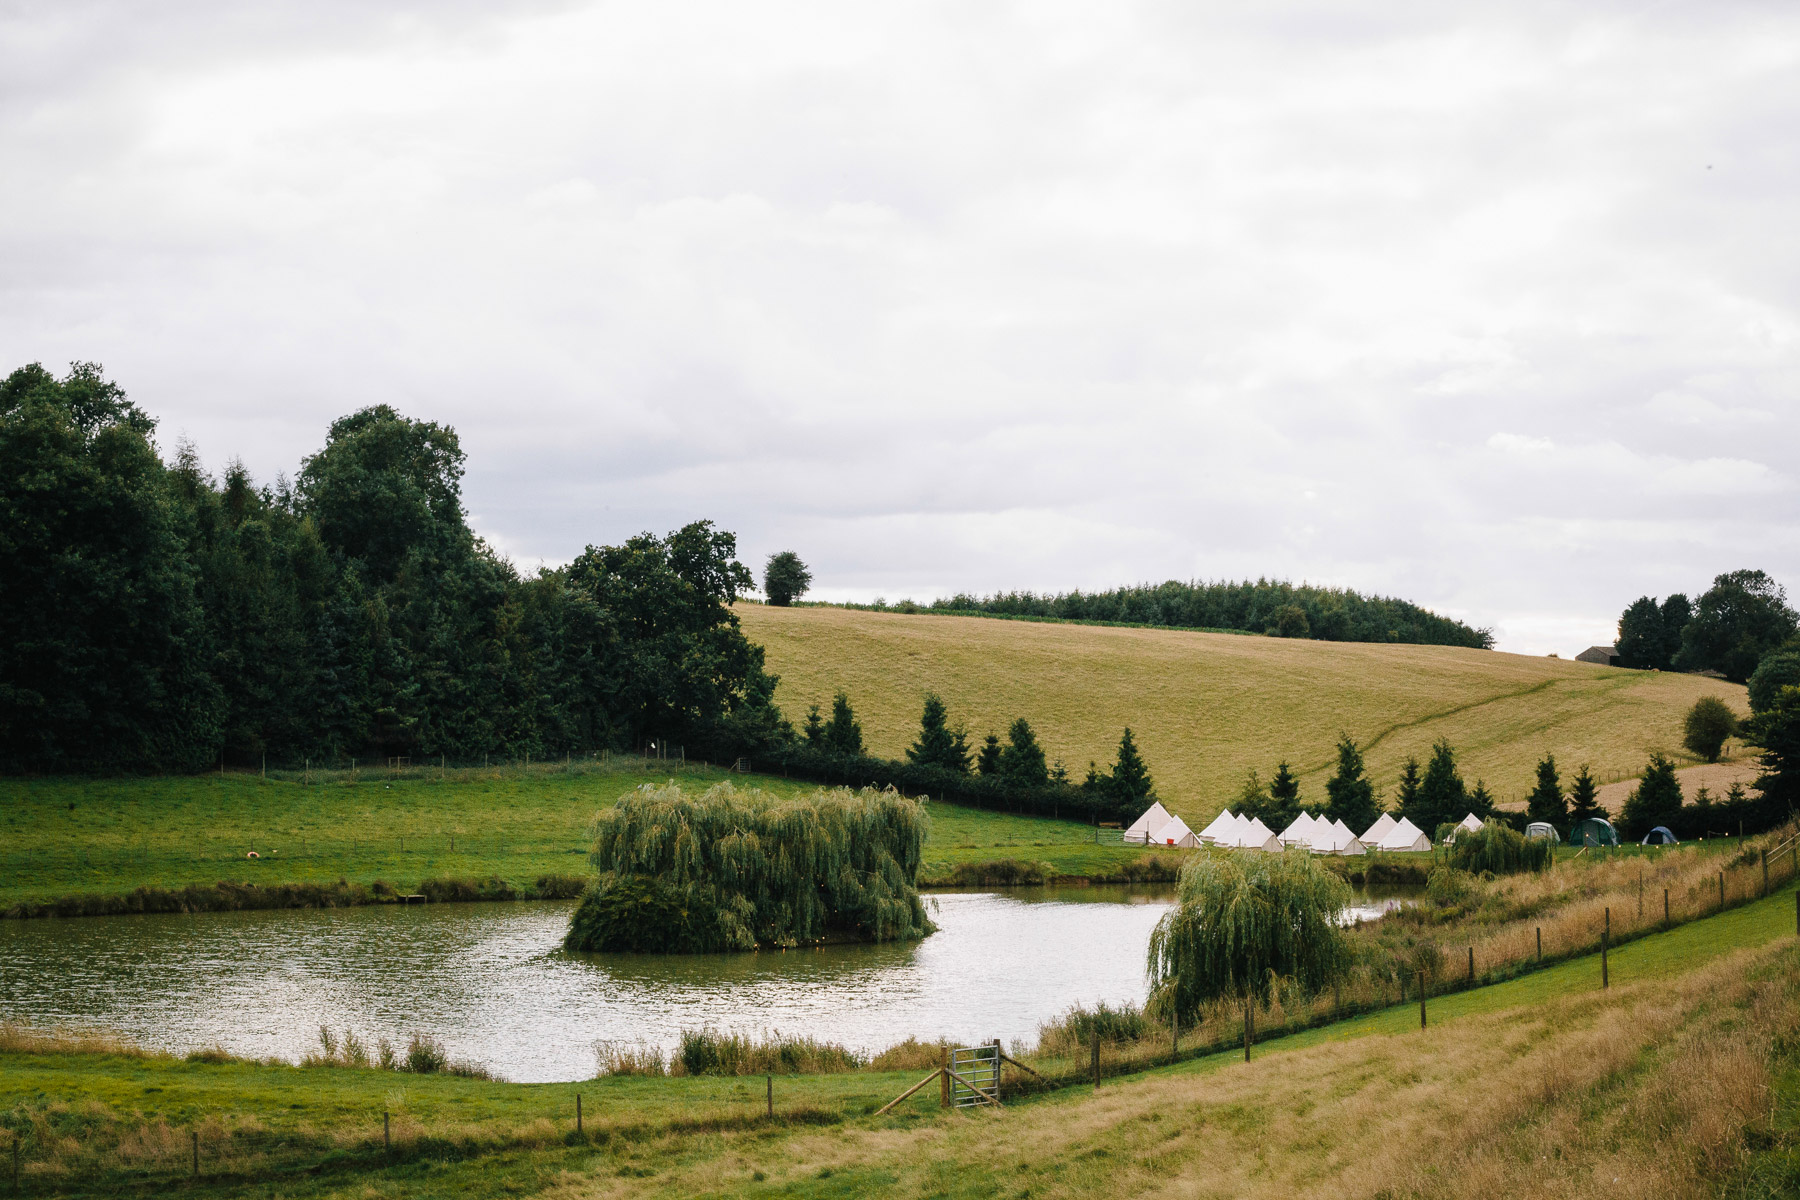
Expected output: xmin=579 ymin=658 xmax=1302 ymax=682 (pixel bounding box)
xmin=736 ymin=604 xmax=1750 ymax=825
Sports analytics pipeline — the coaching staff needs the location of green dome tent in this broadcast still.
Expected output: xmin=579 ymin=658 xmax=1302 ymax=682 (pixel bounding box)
xmin=1569 ymin=817 xmax=1619 ymax=847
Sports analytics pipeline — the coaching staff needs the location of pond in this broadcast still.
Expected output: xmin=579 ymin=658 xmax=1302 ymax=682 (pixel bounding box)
xmin=0 ymin=886 xmax=1413 ymax=1083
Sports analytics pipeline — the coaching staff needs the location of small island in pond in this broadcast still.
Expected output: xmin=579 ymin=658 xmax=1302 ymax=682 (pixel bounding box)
xmin=564 ymin=782 xmax=935 ymax=954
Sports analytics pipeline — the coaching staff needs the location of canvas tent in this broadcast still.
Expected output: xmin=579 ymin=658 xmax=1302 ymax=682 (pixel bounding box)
xmin=1525 ymin=822 xmax=1558 ymax=841
xmin=1361 ymin=813 xmax=1397 ymax=845
xmin=1376 ymin=817 xmax=1431 ymax=852
xmin=1279 ymin=813 xmax=1319 ymax=846
xmin=1441 ymin=812 xmax=1485 ymax=845
xmin=1217 ymin=815 xmax=1281 ymax=852
xmin=1641 ymin=826 xmax=1678 ymax=846
xmin=1570 ymin=817 xmax=1619 ymax=847
xmin=1155 ymin=815 xmax=1199 ymax=848
xmin=1309 ymin=819 xmax=1366 ymax=856
xmin=1124 ymin=802 xmax=1175 ymax=845
xmin=1197 ymin=810 xmax=1239 ymax=845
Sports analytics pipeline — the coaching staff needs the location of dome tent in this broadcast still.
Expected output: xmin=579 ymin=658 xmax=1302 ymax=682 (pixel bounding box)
xmin=1570 ymin=817 xmax=1619 ymax=847
xmin=1525 ymin=821 xmax=1558 ymax=841
xmin=1641 ymin=826 xmax=1678 ymax=845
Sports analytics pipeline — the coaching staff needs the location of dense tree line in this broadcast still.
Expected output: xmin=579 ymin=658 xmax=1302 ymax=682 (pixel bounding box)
xmin=1615 ymin=570 xmax=1798 ymax=684
xmin=923 ymin=579 xmax=1493 ymax=648
xmin=749 ymin=692 xmax=1157 ymax=824
xmin=0 ymin=363 xmax=787 ymax=772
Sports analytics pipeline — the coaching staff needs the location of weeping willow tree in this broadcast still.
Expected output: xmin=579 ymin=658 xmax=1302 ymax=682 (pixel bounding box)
xmin=564 ymin=782 xmax=935 ymax=954
xmin=1147 ymin=850 xmax=1354 ymax=1036
xmin=1448 ymin=821 xmax=1552 ymax=875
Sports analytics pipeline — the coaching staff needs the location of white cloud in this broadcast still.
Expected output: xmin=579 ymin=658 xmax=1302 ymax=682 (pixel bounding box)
xmin=2 ymin=0 xmax=1799 ymax=657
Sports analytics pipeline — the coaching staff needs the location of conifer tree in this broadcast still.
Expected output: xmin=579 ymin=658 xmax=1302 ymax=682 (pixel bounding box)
xmin=1621 ymin=752 xmax=1683 ymax=839
xmin=1524 ymin=753 xmax=1567 ymax=828
xmin=803 ymin=704 xmax=825 ymax=745
xmin=1567 ymin=763 xmax=1603 ymax=825
xmin=1082 ymin=760 xmax=1101 ymax=789
xmin=1108 ymin=727 xmax=1155 ymax=805
xmin=1467 ymin=779 xmax=1495 ymax=817
xmin=999 ymin=717 xmax=1049 ymax=787
xmin=1395 ymin=756 xmax=1422 ymax=816
xmin=976 ymin=733 xmax=1003 ymax=776
xmin=1323 ymin=733 xmax=1380 ymax=833
xmin=906 ymin=692 xmax=969 ymax=772
xmin=1236 ymin=769 xmax=1271 ymax=824
xmin=1266 ymin=760 xmax=1303 ymax=828
xmin=822 ymin=691 xmax=863 ymax=756
xmin=1410 ymin=739 xmax=1469 ymax=835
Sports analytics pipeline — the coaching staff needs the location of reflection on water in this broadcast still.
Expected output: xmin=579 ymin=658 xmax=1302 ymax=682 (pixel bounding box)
xmin=0 ymin=884 xmax=1414 ymax=1083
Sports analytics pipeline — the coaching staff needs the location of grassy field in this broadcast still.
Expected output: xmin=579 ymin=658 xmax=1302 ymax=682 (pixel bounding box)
xmin=0 ymin=762 xmax=1176 ymax=911
xmin=737 ymin=602 xmax=1751 ymax=824
xmin=4 ymin=874 xmax=1795 ymax=1197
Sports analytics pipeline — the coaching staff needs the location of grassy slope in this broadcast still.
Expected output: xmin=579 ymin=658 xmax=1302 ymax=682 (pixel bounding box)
xmin=0 ymin=764 xmax=1169 ymax=909
xmin=5 ymin=877 xmax=1795 ymax=1198
xmin=738 ymin=602 xmax=1750 ymax=822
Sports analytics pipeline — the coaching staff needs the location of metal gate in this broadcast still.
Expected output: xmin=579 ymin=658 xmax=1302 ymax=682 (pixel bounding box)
xmin=949 ymin=1043 xmax=999 ymax=1107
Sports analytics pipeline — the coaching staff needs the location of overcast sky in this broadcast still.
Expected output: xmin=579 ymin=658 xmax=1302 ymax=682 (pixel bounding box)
xmin=4 ymin=0 xmax=1797 ymax=653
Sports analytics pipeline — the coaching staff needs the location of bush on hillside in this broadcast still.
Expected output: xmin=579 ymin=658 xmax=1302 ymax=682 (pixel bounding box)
xmin=564 ymin=782 xmax=933 ymax=954
xmin=1682 ymin=696 xmax=1737 ymax=762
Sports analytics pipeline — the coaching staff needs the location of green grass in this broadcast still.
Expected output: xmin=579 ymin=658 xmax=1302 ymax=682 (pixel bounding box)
xmin=0 ymin=764 xmax=1172 ymax=911
xmin=738 ymin=602 xmax=1752 ymax=822
xmin=5 ymin=877 xmax=1795 ymax=1197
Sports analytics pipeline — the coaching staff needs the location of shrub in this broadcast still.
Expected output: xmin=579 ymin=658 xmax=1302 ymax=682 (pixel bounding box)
xmin=1036 ymin=1002 xmax=1150 ymax=1056
xmin=564 ymin=782 xmax=934 ymax=954
xmin=1448 ymin=822 xmax=1552 ymax=875
xmin=1683 ymin=696 xmax=1737 ymax=762
xmin=1425 ymin=865 xmax=1475 ymax=909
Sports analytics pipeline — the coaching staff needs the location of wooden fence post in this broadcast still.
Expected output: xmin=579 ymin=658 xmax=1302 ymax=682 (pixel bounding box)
xmin=1664 ymin=888 xmax=1670 ymax=926
xmin=1467 ymin=946 xmax=1474 ymax=986
xmin=1764 ymin=851 xmax=1770 ymax=897
xmin=1602 ymin=909 xmax=1610 ymax=989
xmin=1093 ymin=1029 xmax=1103 ymax=1087
xmin=1419 ymin=973 xmax=1427 ymax=1028
xmin=1536 ymin=927 xmax=1541 ymax=962
xmin=993 ymin=1039 xmax=1003 ymax=1103
xmin=576 ymin=1093 xmax=582 ymax=1135
xmin=766 ymin=1075 xmax=773 ymax=1118
xmin=940 ymin=1048 xmax=950 ymax=1108
xmin=1720 ymin=871 xmax=1726 ymax=910
xmin=192 ymin=1130 xmax=198 ymax=1178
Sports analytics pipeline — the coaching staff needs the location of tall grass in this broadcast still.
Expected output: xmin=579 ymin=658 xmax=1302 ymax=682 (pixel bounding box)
xmin=593 ymin=1029 xmax=902 ymax=1077
xmin=301 ymin=1027 xmax=492 ymax=1079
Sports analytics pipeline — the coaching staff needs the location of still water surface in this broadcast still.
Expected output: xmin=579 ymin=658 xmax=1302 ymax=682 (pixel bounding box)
xmin=0 ymin=887 xmax=1407 ymax=1082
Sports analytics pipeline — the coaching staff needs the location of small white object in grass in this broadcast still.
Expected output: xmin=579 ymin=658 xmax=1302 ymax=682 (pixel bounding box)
xmin=246 ymin=851 xmax=259 ymax=859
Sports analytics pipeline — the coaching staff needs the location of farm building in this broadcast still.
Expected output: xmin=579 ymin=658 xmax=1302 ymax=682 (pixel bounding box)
xmin=1575 ymin=645 xmax=1618 ymax=665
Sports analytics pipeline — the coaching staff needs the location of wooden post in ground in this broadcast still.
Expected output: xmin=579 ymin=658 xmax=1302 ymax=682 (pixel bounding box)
xmin=766 ymin=1075 xmax=773 ymax=1118
xmin=1602 ymin=909 xmax=1610 ymax=989
xmin=1093 ymin=1029 xmax=1103 ymax=1087
xmin=1536 ymin=927 xmax=1541 ymax=962
xmin=1764 ymin=851 xmax=1770 ymax=897
xmin=1720 ymin=871 xmax=1726 ymax=910
xmin=192 ymin=1130 xmax=198 ymax=1178
xmin=384 ymin=1110 xmax=390 ymax=1151
xmin=1664 ymin=889 xmax=1670 ymax=926
xmin=576 ymin=1093 xmax=582 ymax=1134
xmin=1242 ymin=997 xmax=1252 ymax=1063
xmin=1418 ymin=973 xmax=1427 ymax=1028
xmin=940 ymin=1048 xmax=950 ymax=1108
xmin=1794 ymin=889 xmax=1798 ymax=939
xmin=993 ymin=1039 xmax=1003 ymax=1103
xmin=1467 ymin=946 xmax=1474 ymax=986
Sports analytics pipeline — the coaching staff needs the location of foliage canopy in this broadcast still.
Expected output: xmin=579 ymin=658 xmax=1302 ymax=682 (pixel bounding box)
xmin=565 ymin=782 xmax=934 ymax=953
xmin=1148 ymin=850 xmax=1353 ymax=1023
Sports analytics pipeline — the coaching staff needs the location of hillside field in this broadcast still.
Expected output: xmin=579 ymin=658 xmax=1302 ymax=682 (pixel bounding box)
xmin=738 ymin=603 xmax=1750 ymax=825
